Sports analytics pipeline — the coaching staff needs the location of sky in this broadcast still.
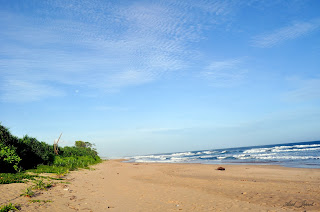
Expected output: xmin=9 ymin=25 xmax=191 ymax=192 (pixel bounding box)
xmin=0 ymin=0 xmax=320 ymax=158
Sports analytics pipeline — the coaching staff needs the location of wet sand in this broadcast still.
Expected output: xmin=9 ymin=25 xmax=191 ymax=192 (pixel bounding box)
xmin=1 ymin=160 xmax=320 ymax=211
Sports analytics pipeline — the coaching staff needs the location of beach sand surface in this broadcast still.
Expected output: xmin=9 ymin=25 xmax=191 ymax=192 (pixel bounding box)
xmin=1 ymin=160 xmax=319 ymax=211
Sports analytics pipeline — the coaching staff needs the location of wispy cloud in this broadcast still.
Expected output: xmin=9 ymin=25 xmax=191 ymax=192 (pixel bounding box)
xmin=252 ymin=18 xmax=320 ymax=48
xmin=284 ymin=77 xmax=320 ymax=101
xmin=0 ymin=79 xmax=64 ymax=102
xmin=0 ymin=0 xmax=235 ymax=102
xmin=201 ymin=58 xmax=248 ymax=87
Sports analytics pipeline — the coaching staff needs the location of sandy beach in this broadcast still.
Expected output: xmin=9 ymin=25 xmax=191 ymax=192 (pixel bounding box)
xmin=1 ymin=160 xmax=319 ymax=211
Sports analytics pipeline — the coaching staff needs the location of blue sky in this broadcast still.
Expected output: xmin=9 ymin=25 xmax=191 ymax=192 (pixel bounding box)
xmin=1 ymin=0 xmax=320 ymax=158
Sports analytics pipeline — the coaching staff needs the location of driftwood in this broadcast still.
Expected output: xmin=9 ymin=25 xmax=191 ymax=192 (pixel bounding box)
xmin=54 ymin=133 xmax=62 ymax=155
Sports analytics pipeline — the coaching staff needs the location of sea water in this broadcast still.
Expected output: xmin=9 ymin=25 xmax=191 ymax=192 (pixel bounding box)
xmin=126 ymin=141 xmax=320 ymax=168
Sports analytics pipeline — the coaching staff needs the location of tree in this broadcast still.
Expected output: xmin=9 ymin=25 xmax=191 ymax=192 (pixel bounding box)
xmin=75 ymin=140 xmax=87 ymax=148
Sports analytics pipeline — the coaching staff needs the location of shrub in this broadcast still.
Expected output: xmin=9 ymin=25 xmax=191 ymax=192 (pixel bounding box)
xmin=0 ymin=123 xmax=55 ymax=171
xmin=0 ymin=124 xmax=19 ymax=147
xmin=0 ymin=123 xmax=102 ymax=179
xmin=0 ymin=124 xmax=21 ymax=172
xmin=0 ymin=143 xmax=21 ymax=173
xmin=17 ymin=135 xmax=55 ymax=169
xmin=60 ymin=146 xmax=98 ymax=158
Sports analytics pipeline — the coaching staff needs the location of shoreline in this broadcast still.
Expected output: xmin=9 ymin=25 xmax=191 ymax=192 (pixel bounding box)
xmin=123 ymin=159 xmax=320 ymax=170
xmin=1 ymin=160 xmax=320 ymax=211
xmin=122 ymin=140 xmax=320 ymax=170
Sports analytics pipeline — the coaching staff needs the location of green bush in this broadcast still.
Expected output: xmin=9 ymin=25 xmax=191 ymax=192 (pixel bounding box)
xmin=0 ymin=123 xmax=55 ymax=171
xmin=0 ymin=124 xmax=21 ymax=172
xmin=0 ymin=123 xmax=102 ymax=179
xmin=0 ymin=143 xmax=21 ymax=173
xmin=17 ymin=135 xmax=55 ymax=169
xmin=0 ymin=124 xmax=19 ymax=147
xmin=60 ymin=145 xmax=98 ymax=158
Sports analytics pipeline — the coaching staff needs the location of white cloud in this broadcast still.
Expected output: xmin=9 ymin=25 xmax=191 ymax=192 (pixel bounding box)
xmin=252 ymin=18 xmax=320 ymax=48
xmin=201 ymin=59 xmax=248 ymax=87
xmin=0 ymin=0 xmax=235 ymax=102
xmin=284 ymin=77 xmax=320 ymax=101
xmin=0 ymin=79 xmax=64 ymax=102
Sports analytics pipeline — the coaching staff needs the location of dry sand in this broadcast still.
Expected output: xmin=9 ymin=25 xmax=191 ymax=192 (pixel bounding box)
xmin=1 ymin=160 xmax=320 ymax=211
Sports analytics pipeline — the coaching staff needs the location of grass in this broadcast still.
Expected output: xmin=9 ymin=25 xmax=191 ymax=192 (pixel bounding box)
xmin=0 ymin=172 xmax=61 ymax=185
xmin=29 ymin=165 xmax=68 ymax=174
xmin=0 ymin=203 xmax=21 ymax=212
xmin=28 ymin=156 xmax=100 ymax=178
xmin=0 ymin=173 xmax=36 ymax=184
xmin=32 ymin=180 xmax=53 ymax=190
xmin=53 ymin=156 xmax=101 ymax=170
xmin=28 ymin=200 xmax=52 ymax=203
xmin=20 ymin=187 xmax=35 ymax=198
xmin=1 ymin=155 xmax=101 ymax=185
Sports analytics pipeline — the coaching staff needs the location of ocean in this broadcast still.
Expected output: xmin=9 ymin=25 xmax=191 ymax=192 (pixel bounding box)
xmin=126 ymin=141 xmax=320 ymax=168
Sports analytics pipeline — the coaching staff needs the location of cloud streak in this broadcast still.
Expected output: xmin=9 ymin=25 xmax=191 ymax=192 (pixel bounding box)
xmin=284 ymin=77 xmax=320 ymax=101
xmin=0 ymin=0 xmax=235 ymax=102
xmin=252 ymin=18 xmax=320 ymax=48
xmin=201 ymin=58 xmax=248 ymax=87
xmin=0 ymin=79 xmax=64 ymax=102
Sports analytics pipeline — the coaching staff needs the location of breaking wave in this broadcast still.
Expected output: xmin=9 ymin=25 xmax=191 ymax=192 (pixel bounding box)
xmin=126 ymin=141 xmax=320 ymax=168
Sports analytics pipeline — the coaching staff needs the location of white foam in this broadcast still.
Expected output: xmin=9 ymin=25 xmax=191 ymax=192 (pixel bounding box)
xmin=235 ymin=154 xmax=252 ymax=160
xmin=200 ymin=155 xmax=218 ymax=159
xmin=171 ymin=152 xmax=195 ymax=157
xmin=132 ymin=154 xmax=169 ymax=161
xmin=128 ymin=143 xmax=320 ymax=164
xmin=254 ymin=155 xmax=320 ymax=160
xmin=293 ymin=144 xmax=320 ymax=148
xmin=272 ymin=147 xmax=320 ymax=152
xmin=243 ymin=148 xmax=271 ymax=154
xmin=169 ymin=157 xmax=190 ymax=162
xmin=244 ymin=145 xmax=320 ymax=154
xmin=203 ymin=151 xmax=215 ymax=154
xmin=273 ymin=145 xmax=292 ymax=149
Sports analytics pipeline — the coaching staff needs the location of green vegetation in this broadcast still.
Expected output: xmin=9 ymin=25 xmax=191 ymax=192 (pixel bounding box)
xmin=20 ymin=187 xmax=35 ymax=198
xmin=32 ymin=179 xmax=53 ymax=190
xmin=75 ymin=140 xmax=92 ymax=148
xmin=28 ymin=199 xmax=52 ymax=203
xmin=0 ymin=124 xmax=55 ymax=172
xmin=0 ymin=173 xmax=36 ymax=184
xmin=0 ymin=143 xmax=21 ymax=172
xmin=0 ymin=123 xmax=102 ymax=212
xmin=0 ymin=123 xmax=101 ymax=181
xmin=0 ymin=203 xmax=21 ymax=212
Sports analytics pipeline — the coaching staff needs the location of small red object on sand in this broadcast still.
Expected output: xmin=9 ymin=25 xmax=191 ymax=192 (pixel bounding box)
xmin=217 ymin=167 xmax=225 ymax=171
